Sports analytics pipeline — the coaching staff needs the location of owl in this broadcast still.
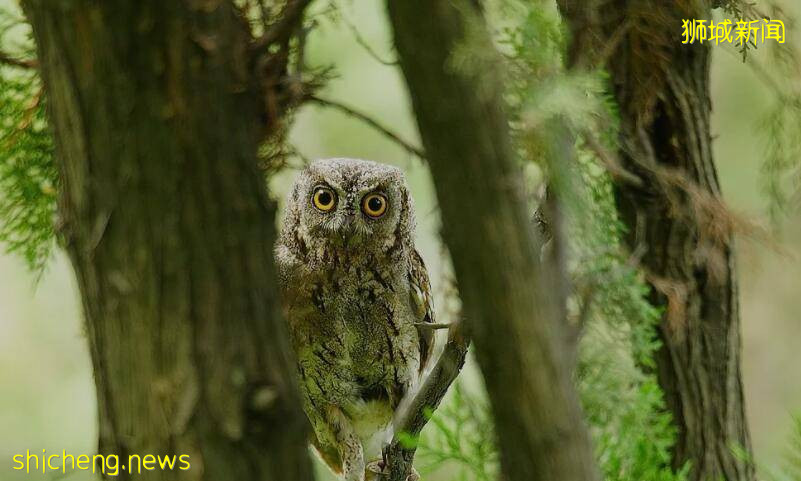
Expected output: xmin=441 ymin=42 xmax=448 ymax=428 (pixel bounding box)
xmin=275 ymin=158 xmax=435 ymax=481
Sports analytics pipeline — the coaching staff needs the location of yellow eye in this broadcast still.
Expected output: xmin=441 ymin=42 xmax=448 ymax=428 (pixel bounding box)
xmin=362 ymin=193 xmax=388 ymax=218
xmin=312 ymin=187 xmax=337 ymax=212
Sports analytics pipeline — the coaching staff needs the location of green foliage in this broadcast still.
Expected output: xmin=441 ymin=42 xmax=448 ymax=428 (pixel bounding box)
xmin=415 ymin=2 xmax=801 ymax=477
xmin=728 ymin=414 xmax=801 ymax=481
xmin=761 ymin=85 xmax=801 ymax=222
xmin=508 ymin=4 xmax=686 ymax=480
xmin=756 ymin=21 xmax=801 ymax=223
xmin=0 ymin=8 xmax=57 ymax=273
xmin=760 ymin=415 xmax=801 ymax=481
xmin=722 ymin=0 xmax=801 ymax=221
xmin=569 ymin=149 xmax=687 ymax=481
xmin=412 ymin=2 xmax=685 ymax=481
xmin=0 ymin=68 xmax=56 ymax=273
xmin=413 ymin=383 xmax=498 ymax=481
xmin=784 ymin=416 xmax=801 ymax=481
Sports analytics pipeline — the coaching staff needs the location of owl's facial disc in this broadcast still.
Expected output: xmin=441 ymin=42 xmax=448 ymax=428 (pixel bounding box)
xmin=336 ymin=190 xmax=390 ymax=238
xmin=310 ymin=181 xmax=392 ymax=236
xmin=285 ymin=158 xmax=413 ymax=259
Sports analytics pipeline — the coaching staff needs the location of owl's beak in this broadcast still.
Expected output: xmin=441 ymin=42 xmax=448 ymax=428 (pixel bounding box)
xmin=341 ymin=213 xmax=356 ymax=232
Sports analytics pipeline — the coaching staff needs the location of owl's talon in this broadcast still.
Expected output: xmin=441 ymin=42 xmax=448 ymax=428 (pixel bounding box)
xmin=365 ymin=459 xmax=387 ymax=481
xmin=365 ymin=460 xmax=419 ymax=480
xmin=366 ymin=459 xmax=386 ymax=474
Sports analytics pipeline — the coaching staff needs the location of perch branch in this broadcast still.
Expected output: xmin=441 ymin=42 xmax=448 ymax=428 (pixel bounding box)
xmin=382 ymin=321 xmax=470 ymax=481
xmin=413 ymin=322 xmax=452 ymax=330
xmin=308 ymin=95 xmax=426 ymax=159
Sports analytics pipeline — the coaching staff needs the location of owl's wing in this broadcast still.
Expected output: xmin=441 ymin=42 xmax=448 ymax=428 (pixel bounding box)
xmin=409 ymin=249 xmax=436 ymax=373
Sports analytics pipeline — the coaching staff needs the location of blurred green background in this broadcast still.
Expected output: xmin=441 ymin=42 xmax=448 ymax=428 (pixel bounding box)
xmin=1 ymin=1 xmax=799 ymax=480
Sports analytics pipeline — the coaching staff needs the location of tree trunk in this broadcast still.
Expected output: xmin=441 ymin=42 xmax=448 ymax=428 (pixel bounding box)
xmin=23 ymin=0 xmax=314 ymax=479
xmin=558 ymin=2 xmax=755 ymax=480
xmin=386 ymin=2 xmax=600 ymax=480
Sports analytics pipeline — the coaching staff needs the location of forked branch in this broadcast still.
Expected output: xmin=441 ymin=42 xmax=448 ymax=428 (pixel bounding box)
xmin=382 ymin=321 xmax=470 ymax=481
xmin=252 ymin=0 xmax=314 ymax=50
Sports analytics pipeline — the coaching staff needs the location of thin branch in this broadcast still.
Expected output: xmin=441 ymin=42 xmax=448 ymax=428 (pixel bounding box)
xmin=308 ymin=95 xmax=426 ymax=159
xmin=588 ymin=19 xmax=633 ymax=70
xmin=382 ymin=322 xmax=470 ymax=481
xmin=573 ymin=242 xmax=646 ymax=335
xmin=414 ymin=322 xmax=452 ymax=330
xmin=579 ymin=127 xmax=644 ymax=187
xmin=340 ymin=12 xmax=399 ymax=66
xmin=2 ymin=86 xmax=43 ymax=152
xmin=252 ymin=0 xmax=313 ymax=50
xmin=0 ymin=50 xmax=37 ymax=69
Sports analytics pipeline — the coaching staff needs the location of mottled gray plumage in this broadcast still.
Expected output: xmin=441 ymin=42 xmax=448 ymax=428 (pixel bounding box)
xmin=276 ymin=158 xmax=434 ymax=481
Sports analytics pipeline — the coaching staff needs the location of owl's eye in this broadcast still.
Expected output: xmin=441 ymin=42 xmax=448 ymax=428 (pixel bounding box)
xmin=312 ymin=186 xmax=337 ymax=212
xmin=362 ymin=193 xmax=388 ymax=218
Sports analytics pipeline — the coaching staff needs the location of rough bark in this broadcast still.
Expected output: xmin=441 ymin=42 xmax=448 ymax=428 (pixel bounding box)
xmin=558 ymin=1 xmax=755 ymax=480
xmin=386 ymin=1 xmax=600 ymax=480
xmin=23 ymin=1 xmax=314 ymax=479
xmin=384 ymin=323 xmax=469 ymax=481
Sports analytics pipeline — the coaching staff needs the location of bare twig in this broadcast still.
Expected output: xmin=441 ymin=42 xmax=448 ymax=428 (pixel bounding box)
xmin=252 ymin=0 xmax=313 ymax=50
xmin=341 ymin=12 xmax=399 ymax=66
xmin=573 ymin=242 xmax=647 ymax=334
xmin=0 ymin=50 xmax=36 ymax=69
xmin=308 ymin=95 xmax=426 ymax=159
xmin=382 ymin=322 xmax=470 ymax=481
xmin=1 ymin=86 xmax=43 ymax=152
xmin=579 ymin=127 xmax=643 ymax=187
xmin=591 ymin=19 xmax=633 ymax=70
